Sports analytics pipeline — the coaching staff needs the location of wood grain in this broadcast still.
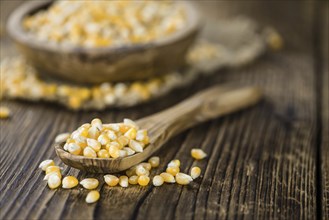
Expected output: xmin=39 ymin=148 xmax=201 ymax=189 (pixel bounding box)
xmin=320 ymin=1 xmax=329 ymax=219
xmin=0 ymin=1 xmax=325 ymax=219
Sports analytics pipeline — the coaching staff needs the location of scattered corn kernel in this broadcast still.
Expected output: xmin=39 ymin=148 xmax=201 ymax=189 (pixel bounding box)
xmin=160 ymin=172 xmax=175 ymax=183
xmin=80 ymin=178 xmax=99 ymax=190
xmin=0 ymin=106 xmax=10 ymax=119
xmin=128 ymin=175 xmax=139 ymax=185
xmin=152 ymin=175 xmax=164 ymax=186
xmin=148 ymin=156 xmax=160 ymax=168
xmin=138 ymin=175 xmax=150 ymax=186
xmin=140 ymin=162 xmax=152 ymax=171
xmin=175 ymin=173 xmax=193 ymax=185
xmin=47 ymin=173 xmax=61 ymax=189
xmin=167 ymin=159 xmax=180 ymax=168
xmin=190 ymin=167 xmax=201 ymax=179
xmin=191 ymin=149 xmax=207 ymax=160
xmin=45 ymin=166 xmax=61 ymax=175
xmin=39 ymin=159 xmax=55 ymax=171
xmin=54 ymin=133 xmax=70 ymax=143
xmin=44 ymin=171 xmax=61 ymax=181
xmin=119 ymin=176 xmax=129 ymax=188
xmin=166 ymin=166 xmax=180 ymax=176
xmin=85 ymin=190 xmax=100 ymax=204
xmin=104 ymin=175 xmax=119 ymax=187
xmin=136 ymin=165 xmax=148 ymax=176
xmin=62 ymin=176 xmax=79 ymax=189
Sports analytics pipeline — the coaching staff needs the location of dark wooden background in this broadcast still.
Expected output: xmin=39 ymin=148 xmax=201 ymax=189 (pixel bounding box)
xmin=0 ymin=1 xmax=328 ymax=219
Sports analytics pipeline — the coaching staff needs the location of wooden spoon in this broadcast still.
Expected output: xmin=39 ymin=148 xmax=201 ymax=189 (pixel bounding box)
xmin=55 ymin=85 xmax=262 ymax=173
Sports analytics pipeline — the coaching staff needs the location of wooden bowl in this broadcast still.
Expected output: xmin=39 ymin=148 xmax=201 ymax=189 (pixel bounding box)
xmin=7 ymin=0 xmax=201 ymax=84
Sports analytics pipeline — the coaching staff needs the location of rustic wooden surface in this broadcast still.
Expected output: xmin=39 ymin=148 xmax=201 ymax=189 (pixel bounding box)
xmin=0 ymin=1 xmax=328 ymax=219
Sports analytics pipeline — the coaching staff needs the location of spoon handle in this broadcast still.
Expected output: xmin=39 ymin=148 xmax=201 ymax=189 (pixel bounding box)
xmin=137 ymin=85 xmax=262 ymax=150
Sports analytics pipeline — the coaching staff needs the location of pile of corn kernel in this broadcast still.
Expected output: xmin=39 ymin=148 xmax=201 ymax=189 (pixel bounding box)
xmin=23 ymin=0 xmax=186 ymax=47
xmin=40 ymin=148 xmax=207 ymax=203
xmin=60 ymin=118 xmax=150 ymax=158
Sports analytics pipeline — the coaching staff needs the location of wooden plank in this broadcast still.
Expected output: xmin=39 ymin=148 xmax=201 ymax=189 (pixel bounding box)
xmin=0 ymin=1 xmax=320 ymax=219
xmin=320 ymin=1 xmax=329 ymax=219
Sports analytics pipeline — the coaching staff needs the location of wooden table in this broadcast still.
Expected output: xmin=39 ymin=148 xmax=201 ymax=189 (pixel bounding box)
xmin=1 ymin=1 xmax=328 ymax=219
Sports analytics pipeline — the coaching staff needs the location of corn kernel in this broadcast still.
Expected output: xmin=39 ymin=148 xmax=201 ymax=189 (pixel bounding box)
xmin=124 ymin=128 xmax=137 ymax=139
xmin=138 ymin=175 xmax=150 ymax=186
xmin=46 ymin=166 xmax=61 ymax=175
xmin=123 ymin=118 xmax=139 ymax=129
xmin=108 ymin=145 xmax=120 ymax=158
xmin=47 ymin=173 xmax=61 ymax=189
xmin=166 ymin=166 xmax=180 ymax=176
xmin=140 ymin=162 xmax=152 ymax=171
xmin=55 ymin=133 xmax=70 ymax=143
xmin=167 ymin=159 xmax=180 ymax=168
xmin=39 ymin=159 xmax=55 ymax=171
xmin=0 ymin=106 xmax=11 ymax=119
xmin=117 ymin=136 xmax=129 ymax=147
xmin=87 ymin=138 xmax=101 ymax=152
xmin=67 ymin=143 xmax=82 ymax=155
xmin=107 ymin=130 xmax=118 ymax=141
xmin=44 ymin=171 xmax=62 ymax=181
xmin=62 ymin=176 xmax=79 ymax=189
xmin=190 ymin=167 xmax=201 ymax=179
xmin=160 ymin=172 xmax=175 ymax=183
xmin=88 ymin=126 xmax=100 ymax=139
xmin=175 ymin=173 xmax=193 ymax=185
xmin=118 ymin=150 xmax=128 ymax=157
xmin=148 ymin=156 xmax=160 ymax=168
xmin=191 ymin=149 xmax=207 ymax=160
xmin=152 ymin=175 xmax=164 ymax=186
xmin=135 ymin=165 xmax=148 ymax=176
xmin=91 ymin=118 xmax=102 ymax=130
xmin=123 ymin=147 xmax=135 ymax=156
xmin=128 ymin=175 xmax=139 ymax=185
xmin=129 ymin=140 xmax=143 ymax=153
xmin=97 ymin=149 xmax=110 ymax=158
xmin=86 ymin=190 xmax=100 ymax=203
xmin=80 ymin=178 xmax=99 ymax=189
xmin=97 ymin=134 xmax=110 ymax=146
xmin=119 ymin=176 xmax=129 ymax=187
xmin=83 ymin=146 xmax=97 ymax=158
xmin=136 ymin=129 xmax=147 ymax=142
xmin=104 ymin=175 xmax=119 ymax=186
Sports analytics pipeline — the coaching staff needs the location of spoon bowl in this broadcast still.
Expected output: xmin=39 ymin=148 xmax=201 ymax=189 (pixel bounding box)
xmin=55 ymin=84 xmax=262 ymax=173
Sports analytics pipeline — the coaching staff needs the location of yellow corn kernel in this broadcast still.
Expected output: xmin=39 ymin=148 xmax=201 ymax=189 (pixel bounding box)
xmin=123 ymin=147 xmax=135 ymax=156
xmin=167 ymin=159 xmax=180 ymax=168
xmin=97 ymin=134 xmax=110 ymax=146
xmin=91 ymin=118 xmax=102 ymax=130
xmin=108 ymin=145 xmax=120 ymax=158
xmin=124 ymin=127 xmax=137 ymax=139
xmin=39 ymin=159 xmax=55 ymax=171
xmin=175 ymin=173 xmax=193 ymax=185
xmin=128 ymin=175 xmax=139 ymax=185
xmin=47 ymin=173 xmax=62 ymax=189
xmin=80 ymin=178 xmax=99 ymax=190
xmin=68 ymin=96 xmax=82 ymax=109
xmin=152 ymin=175 xmax=164 ymax=186
xmin=104 ymin=175 xmax=119 ymax=187
xmin=148 ymin=156 xmax=160 ymax=168
xmin=46 ymin=166 xmax=61 ymax=175
xmin=123 ymin=118 xmax=139 ymax=129
xmin=118 ymin=150 xmax=127 ymax=157
xmin=107 ymin=130 xmax=118 ymax=141
xmin=0 ymin=106 xmax=11 ymax=119
xmin=166 ymin=166 xmax=180 ymax=176
xmin=135 ymin=165 xmax=148 ymax=176
xmin=119 ymin=124 xmax=130 ymax=133
xmin=191 ymin=149 xmax=207 ymax=160
xmin=128 ymin=140 xmax=144 ymax=153
xmin=126 ymin=166 xmax=136 ymax=177
xmin=62 ymin=176 xmax=79 ymax=189
xmin=138 ymin=175 xmax=150 ymax=186
xmin=190 ymin=167 xmax=201 ymax=179
xmin=44 ymin=171 xmax=62 ymax=181
xmin=79 ymin=126 xmax=89 ymax=137
xmin=54 ymin=133 xmax=70 ymax=143
xmin=67 ymin=143 xmax=82 ymax=155
xmin=140 ymin=162 xmax=152 ymax=171
xmin=117 ymin=136 xmax=129 ymax=147
xmin=141 ymin=136 xmax=150 ymax=145
xmin=97 ymin=149 xmax=110 ymax=158
xmin=136 ymin=129 xmax=147 ymax=142
xmin=160 ymin=172 xmax=175 ymax=183
xmin=88 ymin=126 xmax=100 ymax=139
xmin=87 ymin=138 xmax=101 ymax=152
xmin=83 ymin=146 xmax=97 ymax=158
xmin=85 ymin=190 xmax=100 ymax=203
xmin=119 ymin=176 xmax=129 ymax=187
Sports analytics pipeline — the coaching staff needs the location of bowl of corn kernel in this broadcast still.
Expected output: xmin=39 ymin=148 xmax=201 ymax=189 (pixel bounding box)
xmin=7 ymin=0 xmax=201 ymax=84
